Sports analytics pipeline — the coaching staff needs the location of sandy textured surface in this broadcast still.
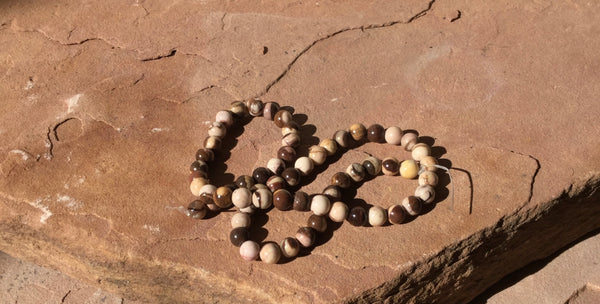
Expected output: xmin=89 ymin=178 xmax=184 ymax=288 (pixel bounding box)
xmin=1 ymin=0 xmax=599 ymax=303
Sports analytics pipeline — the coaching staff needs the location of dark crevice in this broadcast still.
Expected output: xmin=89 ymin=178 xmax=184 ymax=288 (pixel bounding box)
xmin=140 ymin=49 xmax=177 ymax=62
xmin=451 ymin=10 xmax=462 ymax=22
xmin=61 ymin=290 xmax=71 ymax=303
xmin=509 ymin=150 xmax=541 ymax=203
xmin=133 ymin=73 xmax=145 ymax=85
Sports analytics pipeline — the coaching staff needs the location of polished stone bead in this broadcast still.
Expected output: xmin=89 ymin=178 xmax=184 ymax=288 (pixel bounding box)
xmin=231 ymin=212 xmax=251 ymax=228
xmin=415 ymin=185 xmax=436 ymax=204
xmin=263 ymin=102 xmax=280 ymax=120
xmin=250 ymin=183 xmax=268 ymax=191
xmin=190 ymin=160 xmax=208 ymax=178
xmin=232 ymin=187 xmax=252 ymax=209
xmin=280 ymin=237 xmax=300 ymax=258
xmin=382 ymin=157 xmax=400 ymax=176
xmin=213 ymin=186 xmax=233 ymax=208
xmin=187 ymin=199 xmax=208 ymax=219
xmin=282 ymin=132 xmax=301 ymax=148
xmin=400 ymin=159 xmax=419 ymax=179
xmin=308 ymin=145 xmax=328 ymax=165
xmin=329 ymin=201 xmax=349 ymax=222
xmin=266 ymin=175 xmax=286 ymax=192
xmin=362 ymin=156 xmax=382 ymax=176
xmin=203 ymin=136 xmax=222 ymax=150
xmin=347 ymin=206 xmax=367 ymax=226
xmin=331 ymin=172 xmax=352 ymax=188
xmin=349 ymin=123 xmax=367 ymax=141
xmin=190 ymin=177 xmax=208 ymax=196
xmin=199 ymin=184 xmax=217 ymax=197
xmin=239 ymin=240 xmax=260 ymax=261
xmin=385 ymin=126 xmax=403 ymax=145
xmin=230 ymin=227 xmax=250 ymax=247
xmin=419 ymin=171 xmax=439 ymax=186
xmin=281 ymin=167 xmax=301 ymax=187
xmin=252 ymin=167 xmax=272 ymax=185
xmin=367 ymin=124 xmax=385 ymax=143
xmin=259 ymin=242 xmax=281 ymax=264
xmin=274 ymin=110 xmax=293 ymax=128
xmin=296 ymin=227 xmax=316 ymax=247
xmin=388 ymin=205 xmax=407 ymax=224
xmin=333 ymin=130 xmax=352 ymax=148
xmin=277 ymin=146 xmax=297 ymax=163
xmin=293 ymin=191 xmax=310 ymax=211
xmin=420 ymin=156 xmax=438 ymax=172
xmin=208 ymin=121 xmax=227 ymax=138
xmin=273 ymin=189 xmax=293 ymax=211
xmin=195 ymin=148 xmax=214 ymax=162
xmin=307 ymin=214 xmax=328 ymax=232
xmin=246 ymin=98 xmax=264 ymax=117
xmin=215 ymin=110 xmax=234 ymax=128
xmin=401 ymin=132 xmax=418 ymax=151
xmin=239 ymin=205 xmax=256 ymax=214
xmin=319 ymin=138 xmax=338 ymax=156
xmin=281 ymin=124 xmax=299 ymax=136
xmin=402 ymin=196 xmax=423 ymax=216
xmin=368 ymin=206 xmax=387 ymax=227
xmin=412 ymin=143 xmax=431 ymax=161
xmin=346 ymin=163 xmax=366 ymax=182
xmin=294 ymin=156 xmax=314 ymax=176
xmin=266 ymin=158 xmax=286 ymax=175
xmin=310 ymin=194 xmax=331 ymax=216
xmin=252 ymin=188 xmax=273 ymax=209
xmin=230 ymin=100 xmax=248 ymax=117
xmin=322 ymin=185 xmax=342 ymax=200
xmin=235 ymin=175 xmax=255 ymax=189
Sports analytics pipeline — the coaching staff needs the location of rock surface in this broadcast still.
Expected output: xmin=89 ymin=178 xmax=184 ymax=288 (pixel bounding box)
xmin=0 ymin=0 xmax=599 ymax=303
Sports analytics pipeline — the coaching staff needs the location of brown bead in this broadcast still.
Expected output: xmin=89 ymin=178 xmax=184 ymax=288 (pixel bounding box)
xmin=230 ymin=100 xmax=248 ymax=117
xmin=187 ymin=199 xmax=208 ymax=219
xmin=322 ymin=185 xmax=342 ymax=200
xmin=367 ymin=124 xmax=385 ymax=143
xmin=331 ymin=172 xmax=352 ymax=188
xmin=402 ymin=196 xmax=423 ymax=216
xmin=230 ymin=227 xmax=250 ymax=247
xmin=280 ymin=237 xmax=300 ymax=258
xmin=307 ymin=214 xmax=328 ymax=232
xmin=273 ymin=189 xmax=293 ymax=211
xmin=349 ymin=123 xmax=367 ymax=141
xmin=213 ymin=186 xmax=233 ymax=208
xmin=235 ymin=175 xmax=255 ymax=189
xmin=295 ymin=227 xmax=316 ymax=247
xmin=347 ymin=206 xmax=367 ymax=226
xmin=190 ymin=160 xmax=208 ymax=178
xmin=263 ymin=102 xmax=280 ymax=120
xmin=195 ymin=148 xmax=214 ymax=162
xmin=277 ymin=146 xmax=297 ymax=163
xmin=281 ymin=167 xmax=301 ymax=187
xmin=362 ymin=156 xmax=382 ymax=176
xmin=266 ymin=175 xmax=286 ymax=192
xmin=203 ymin=136 xmax=222 ymax=150
xmin=274 ymin=110 xmax=293 ymax=128
xmin=382 ymin=157 xmax=400 ymax=176
xmin=252 ymin=167 xmax=272 ymax=185
xmin=388 ymin=205 xmax=407 ymax=224
xmin=282 ymin=132 xmax=301 ymax=148
xmin=246 ymin=98 xmax=264 ymax=116
xmin=293 ymin=191 xmax=310 ymax=211
xmin=346 ymin=163 xmax=365 ymax=182
xmin=333 ymin=130 xmax=352 ymax=148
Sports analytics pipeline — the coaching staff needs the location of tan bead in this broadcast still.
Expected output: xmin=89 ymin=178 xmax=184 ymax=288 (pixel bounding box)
xmin=280 ymin=237 xmax=300 ymax=258
xmin=208 ymin=121 xmax=226 ymax=138
xmin=190 ymin=177 xmax=208 ymax=196
xmin=282 ymin=132 xmax=301 ymax=148
xmin=294 ymin=156 xmax=314 ymax=176
xmin=267 ymin=158 xmax=286 ymax=175
xmin=333 ymin=130 xmax=352 ymax=148
xmin=232 ymin=188 xmax=252 ymax=209
xmin=420 ymin=156 xmax=438 ymax=172
xmin=213 ymin=186 xmax=233 ymax=208
xmin=203 ymin=136 xmax=222 ymax=150
xmin=415 ymin=185 xmax=436 ymax=204
xmin=252 ymin=188 xmax=273 ymax=209
xmin=385 ymin=126 xmax=403 ymax=145
xmin=329 ymin=201 xmax=349 ymax=222
xmin=319 ymin=138 xmax=338 ymax=156
xmin=246 ymin=98 xmax=264 ymax=116
xmin=399 ymin=159 xmax=419 ymax=179
xmin=231 ymin=212 xmax=251 ymax=228
xmin=346 ymin=163 xmax=366 ymax=182
xmin=310 ymin=195 xmax=331 ymax=216
xmin=368 ymin=206 xmax=387 ymax=227
xmin=411 ymin=143 xmax=431 ymax=161
xmin=239 ymin=240 xmax=260 ymax=261
xmin=349 ymin=123 xmax=367 ymax=141
xmin=281 ymin=125 xmax=299 ymax=136
xmin=199 ymin=184 xmax=216 ymax=197
xmin=401 ymin=132 xmax=418 ymax=151
xmin=187 ymin=199 xmax=208 ymax=219
xmin=230 ymin=100 xmax=248 ymax=117
xmin=308 ymin=145 xmax=328 ymax=165
xmin=418 ymin=171 xmax=439 ymax=186
xmin=215 ymin=110 xmax=234 ymax=128
xmin=259 ymin=242 xmax=281 ymax=264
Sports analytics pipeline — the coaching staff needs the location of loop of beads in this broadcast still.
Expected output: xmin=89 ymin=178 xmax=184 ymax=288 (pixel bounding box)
xmin=186 ymin=99 xmax=445 ymax=264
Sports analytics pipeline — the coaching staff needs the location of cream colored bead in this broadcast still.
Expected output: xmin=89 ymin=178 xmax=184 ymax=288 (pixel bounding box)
xmin=252 ymin=188 xmax=273 ymax=209
xmin=190 ymin=177 xmax=208 ymax=196
xmin=232 ymin=188 xmax=252 ymax=209
xmin=411 ymin=143 xmax=431 ymax=161
xmin=294 ymin=156 xmax=314 ymax=176
xmin=415 ymin=185 xmax=436 ymax=204
xmin=308 ymin=145 xmax=328 ymax=165
xmin=401 ymin=132 xmax=418 ymax=151
xmin=208 ymin=121 xmax=226 ymax=138
xmin=384 ymin=126 xmax=403 ymax=145
xmin=329 ymin=201 xmax=348 ymax=222
xmin=310 ymin=194 xmax=331 ymax=216
xmin=280 ymin=237 xmax=300 ymax=258
xmin=420 ymin=156 xmax=438 ymax=172
xmin=281 ymin=126 xmax=298 ymax=136
xmin=199 ymin=184 xmax=216 ymax=197
xmin=400 ymin=159 xmax=419 ymax=179
xmin=239 ymin=205 xmax=256 ymax=214
xmin=368 ymin=206 xmax=387 ymax=227
xmin=259 ymin=242 xmax=281 ymax=264
xmin=319 ymin=138 xmax=338 ymax=156
xmin=215 ymin=110 xmax=234 ymax=127
xmin=418 ymin=171 xmax=439 ymax=186
xmin=231 ymin=212 xmax=251 ymax=228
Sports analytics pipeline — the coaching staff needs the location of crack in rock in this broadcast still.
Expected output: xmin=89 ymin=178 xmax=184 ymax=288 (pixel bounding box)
xmin=509 ymin=150 xmax=541 ymax=203
xmin=140 ymin=49 xmax=177 ymax=62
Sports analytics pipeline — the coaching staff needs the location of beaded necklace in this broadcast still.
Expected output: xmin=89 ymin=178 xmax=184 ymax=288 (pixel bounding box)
xmin=186 ymin=99 xmax=448 ymax=264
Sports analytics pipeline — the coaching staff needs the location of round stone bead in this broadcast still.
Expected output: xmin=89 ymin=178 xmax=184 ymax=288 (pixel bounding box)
xmin=294 ymin=156 xmax=314 ymax=176
xmin=333 ymin=130 xmax=352 ymax=148
xmin=250 ymin=183 xmax=268 ymax=191
xmin=293 ymin=191 xmax=310 ymax=211
xmin=346 ymin=163 xmax=366 ymax=182
xmin=296 ymin=227 xmax=316 ymax=248
xmin=273 ymin=189 xmax=293 ymax=211
xmin=203 ymin=136 xmax=222 ymax=150
xmin=401 ymin=132 xmax=418 ymax=151
xmin=331 ymin=172 xmax=352 ymax=188
xmin=367 ymin=124 xmax=385 ymax=143
xmin=402 ymin=196 xmax=423 ymax=216
xmin=277 ymin=146 xmax=297 ymax=163
xmin=322 ymin=185 xmax=342 ymax=200
xmin=280 ymin=237 xmax=300 ymax=258
xmin=385 ymin=126 xmax=403 ymax=145
xmin=368 ymin=206 xmax=387 ymax=227
xmin=266 ymin=158 xmax=286 ymax=175
xmin=415 ymin=185 xmax=436 ymax=204
xmin=349 ymin=123 xmax=367 ymax=141
xmin=266 ymin=175 xmax=285 ymax=192
xmin=281 ymin=121 xmax=299 ymax=136
xmin=252 ymin=167 xmax=272 ymax=185
xmin=213 ymin=186 xmax=233 ymax=208
xmin=382 ymin=157 xmax=400 ymax=176
xmin=329 ymin=201 xmax=349 ymax=222
xmin=230 ymin=227 xmax=250 ymax=247
xmin=308 ymin=214 xmax=328 ymax=232
xmin=363 ymin=156 xmax=382 ymax=176
xmin=235 ymin=175 xmax=255 ymax=189
xmin=239 ymin=205 xmax=256 ymax=214
xmin=252 ymin=188 xmax=273 ymax=209
xmin=281 ymin=167 xmax=301 ymax=187
xmin=308 ymin=145 xmax=328 ymax=165
xmin=412 ymin=143 xmax=431 ymax=161
xmin=187 ymin=199 xmax=208 ymax=219
xmin=208 ymin=121 xmax=226 ymax=138
xmin=231 ymin=212 xmax=251 ymax=228
xmin=239 ymin=240 xmax=260 ymax=261
xmin=310 ymin=194 xmax=331 ymax=216
xmin=419 ymin=171 xmax=439 ymax=186
xmin=199 ymin=184 xmax=217 ymax=197
xmin=195 ymin=148 xmax=214 ymax=162
xmin=282 ymin=132 xmax=301 ymax=148
xmin=230 ymin=100 xmax=248 ymax=117
xmin=347 ymin=206 xmax=367 ymax=226
xmin=274 ymin=110 xmax=293 ymax=128
xmin=319 ymin=139 xmax=338 ymax=156
xmin=190 ymin=160 xmax=208 ymax=176
xmin=400 ymin=159 xmax=419 ymax=179
xmin=215 ymin=110 xmax=234 ymax=128
xmin=232 ymin=188 xmax=252 ymax=209
xmin=420 ymin=156 xmax=438 ymax=172
xmin=259 ymin=242 xmax=281 ymax=264
xmin=190 ymin=177 xmax=208 ymax=196
xmin=263 ymin=102 xmax=280 ymax=120
xmin=388 ymin=205 xmax=407 ymax=224
xmin=246 ymin=98 xmax=264 ymax=116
